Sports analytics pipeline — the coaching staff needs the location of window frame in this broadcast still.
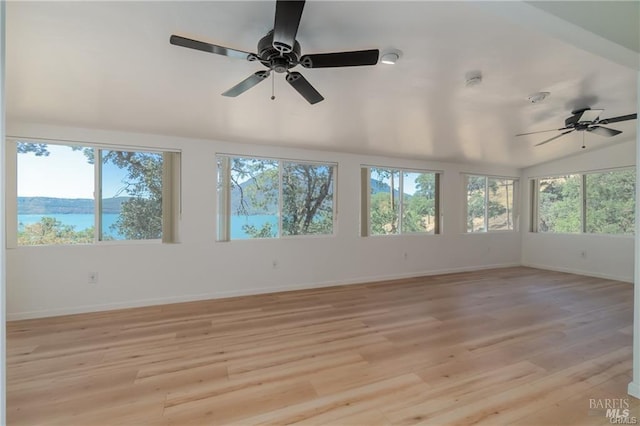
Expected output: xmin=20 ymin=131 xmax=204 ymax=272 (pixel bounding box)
xmin=531 ymin=166 xmax=635 ymax=236
xmin=463 ymin=173 xmax=519 ymax=234
xmin=361 ymin=165 xmax=441 ymax=237
xmin=7 ymin=138 xmax=181 ymax=248
xmin=216 ymin=153 xmax=338 ymax=241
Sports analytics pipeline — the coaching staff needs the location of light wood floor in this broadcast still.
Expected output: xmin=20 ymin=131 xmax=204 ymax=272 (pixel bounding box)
xmin=7 ymin=267 xmax=638 ymax=425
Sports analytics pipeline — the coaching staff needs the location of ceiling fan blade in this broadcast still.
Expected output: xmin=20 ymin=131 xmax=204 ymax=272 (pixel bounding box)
xmin=588 ymin=126 xmax=623 ymax=137
xmin=273 ymin=0 xmax=305 ymax=53
xmin=286 ymin=72 xmax=324 ymax=104
xmin=300 ymin=50 xmax=380 ymax=68
xmin=515 ymin=127 xmax=570 ymax=137
xmin=577 ymin=109 xmax=603 ymax=122
xmin=599 ymin=113 xmax=637 ymax=124
xmin=170 ymin=35 xmax=253 ymax=60
xmin=535 ymin=130 xmax=574 ymax=147
xmin=222 ymin=71 xmax=270 ymax=97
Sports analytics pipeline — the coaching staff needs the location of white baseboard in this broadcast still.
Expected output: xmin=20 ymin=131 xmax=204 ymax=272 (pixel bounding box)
xmin=7 ymin=262 xmax=520 ymax=321
xmin=521 ymin=262 xmax=633 ymax=283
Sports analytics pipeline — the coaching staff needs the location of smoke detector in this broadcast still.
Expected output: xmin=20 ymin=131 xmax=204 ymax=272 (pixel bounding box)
xmin=527 ymin=92 xmax=550 ymax=103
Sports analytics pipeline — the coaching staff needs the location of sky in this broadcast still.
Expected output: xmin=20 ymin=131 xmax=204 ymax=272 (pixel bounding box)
xmin=18 ymin=144 xmax=129 ymax=199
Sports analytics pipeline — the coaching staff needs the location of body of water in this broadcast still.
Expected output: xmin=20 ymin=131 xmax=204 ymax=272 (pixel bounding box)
xmin=231 ymin=214 xmax=278 ymax=239
xmin=18 ymin=213 xmax=279 ymax=240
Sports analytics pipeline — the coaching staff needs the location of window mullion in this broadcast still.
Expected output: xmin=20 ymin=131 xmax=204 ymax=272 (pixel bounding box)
xmin=217 ymin=156 xmax=231 ymax=242
xmin=95 ymin=148 xmax=102 ymax=242
xmin=434 ymin=173 xmax=440 ymax=234
xmin=581 ymin=174 xmax=587 ymax=233
xmin=398 ymin=171 xmax=403 ymax=234
xmin=361 ymin=167 xmax=370 ymax=237
xmin=484 ymin=177 xmax=489 ymax=232
xmin=6 ymin=141 xmax=17 ymax=248
xmin=278 ymin=161 xmax=283 ymax=238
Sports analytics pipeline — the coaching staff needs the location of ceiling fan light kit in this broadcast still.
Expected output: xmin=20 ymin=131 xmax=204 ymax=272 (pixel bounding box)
xmin=515 ymin=107 xmax=637 ymax=147
xmin=170 ymin=0 xmax=380 ymax=104
xmin=380 ymin=49 xmax=401 ymax=65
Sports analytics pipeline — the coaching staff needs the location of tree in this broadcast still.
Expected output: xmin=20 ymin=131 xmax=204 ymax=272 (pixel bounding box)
xmin=282 ymin=163 xmax=334 ymax=235
xmin=467 ymin=176 xmax=486 ymax=232
xmin=404 ymin=173 xmax=437 ymax=232
xmin=466 ymin=177 xmax=508 ymax=232
xmin=18 ymin=217 xmax=94 ymax=245
xmin=538 ymin=175 xmax=581 ymax=233
xmin=586 ymin=170 xmax=635 ymax=235
xmin=370 ymin=169 xmax=399 ymax=234
xmin=103 ymin=151 xmax=163 ymax=240
xmin=228 ymin=158 xmax=334 ymax=238
xmin=229 ymin=158 xmax=279 ymax=238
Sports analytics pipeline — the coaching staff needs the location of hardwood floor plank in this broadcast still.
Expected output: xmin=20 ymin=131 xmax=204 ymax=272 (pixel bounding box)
xmin=7 ymin=267 xmax=635 ymax=425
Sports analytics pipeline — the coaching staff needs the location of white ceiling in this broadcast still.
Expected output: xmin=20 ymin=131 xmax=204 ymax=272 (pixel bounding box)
xmin=6 ymin=1 xmax=639 ymax=168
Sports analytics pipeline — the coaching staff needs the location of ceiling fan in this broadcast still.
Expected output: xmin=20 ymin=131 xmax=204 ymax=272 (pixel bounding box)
xmin=170 ymin=0 xmax=380 ymax=105
xmin=516 ymin=107 xmax=637 ymax=146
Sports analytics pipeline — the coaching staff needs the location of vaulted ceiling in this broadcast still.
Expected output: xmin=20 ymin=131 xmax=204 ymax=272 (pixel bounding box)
xmin=7 ymin=1 xmax=639 ymax=168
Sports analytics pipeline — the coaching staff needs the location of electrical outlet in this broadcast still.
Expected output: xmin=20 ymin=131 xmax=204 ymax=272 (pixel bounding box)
xmin=88 ymin=272 xmax=98 ymax=284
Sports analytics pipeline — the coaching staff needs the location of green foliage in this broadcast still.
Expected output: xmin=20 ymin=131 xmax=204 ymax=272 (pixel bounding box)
xmin=17 ymin=142 xmax=49 ymax=157
xmin=586 ymin=170 xmax=635 ymax=235
xmin=538 ymin=171 xmax=635 ymax=235
xmin=18 ymin=217 xmax=94 ymax=245
xmin=370 ymin=192 xmax=398 ymax=235
xmin=370 ymin=169 xmax=399 ymax=235
xmin=403 ymin=172 xmax=437 ymax=232
xmin=538 ymin=175 xmax=582 ymax=233
xmin=467 ymin=183 xmax=486 ymax=232
xmin=242 ymin=222 xmax=277 ymax=238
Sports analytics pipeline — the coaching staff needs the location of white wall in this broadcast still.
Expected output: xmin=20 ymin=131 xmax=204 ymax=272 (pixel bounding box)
xmin=6 ymin=122 xmax=522 ymax=320
xmin=521 ymin=139 xmax=636 ymax=282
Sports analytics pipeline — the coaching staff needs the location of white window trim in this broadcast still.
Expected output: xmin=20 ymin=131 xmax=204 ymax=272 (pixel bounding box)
xmin=7 ymin=138 xmax=181 ymax=247
xmin=216 ymin=154 xmax=338 ymax=241
xmin=532 ymin=166 xmax=635 ymax=236
xmin=362 ymin=166 xmax=441 ymax=237
xmin=463 ymin=173 xmax=519 ymax=234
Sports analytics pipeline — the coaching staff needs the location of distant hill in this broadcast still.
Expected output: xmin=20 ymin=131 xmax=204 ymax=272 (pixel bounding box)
xmin=18 ymin=197 xmax=129 ymax=214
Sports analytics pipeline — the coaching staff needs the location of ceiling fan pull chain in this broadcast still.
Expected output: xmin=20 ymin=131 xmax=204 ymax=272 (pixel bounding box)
xmin=582 ymin=132 xmax=586 ymax=149
xmin=271 ymin=72 xmax=276 ymax=100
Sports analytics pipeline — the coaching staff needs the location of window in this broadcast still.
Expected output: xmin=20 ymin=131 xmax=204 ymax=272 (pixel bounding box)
xmin=534 ymin=168 xmax=635 ymax=235
xmin=11 ymin=140 xmax=179 ymax=246
xmin=465 ymin=175 xmax=517 ymax=233
xmin=361 ymin=167 xmax=440 ymax=236
xmin=217 ymin=155 xmax=335 ymax=240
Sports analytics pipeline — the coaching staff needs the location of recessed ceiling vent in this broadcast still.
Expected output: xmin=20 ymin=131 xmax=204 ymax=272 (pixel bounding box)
xmin=527 ymin=92 xmax=550 ymax=103
xmin=465 ymin=71 xmax=482 ymax=87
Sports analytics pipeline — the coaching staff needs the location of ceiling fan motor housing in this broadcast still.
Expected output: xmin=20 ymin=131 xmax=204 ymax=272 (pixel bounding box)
xmin=258 ymin=31 xmax=301 ymax=72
